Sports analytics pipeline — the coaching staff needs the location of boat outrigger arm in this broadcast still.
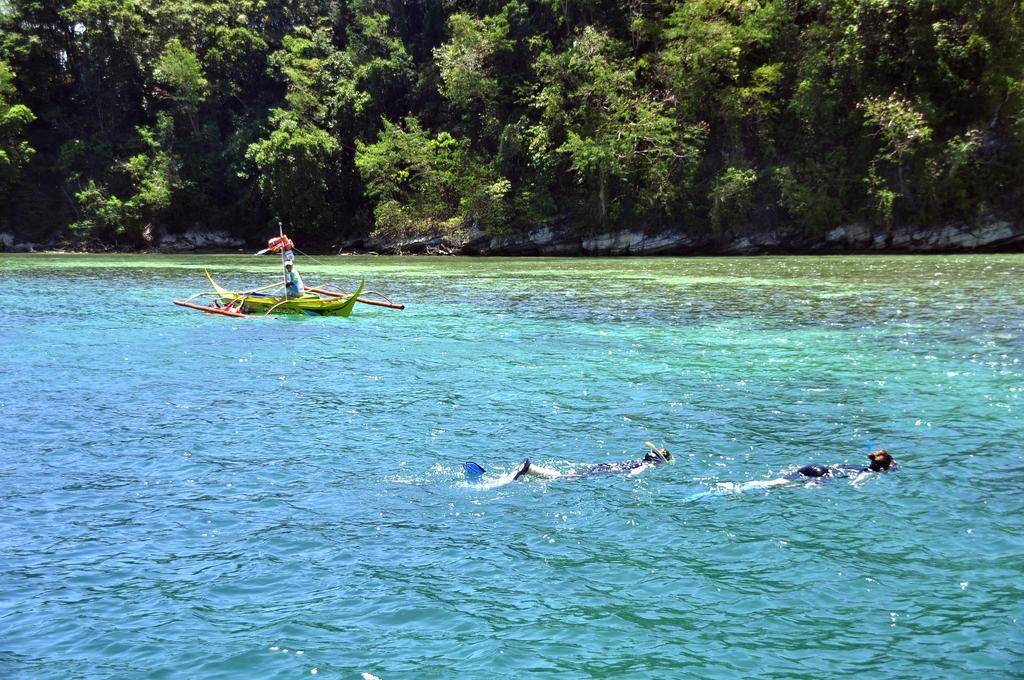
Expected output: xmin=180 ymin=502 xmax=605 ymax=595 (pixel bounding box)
xmin=303 ymin=284 xmax=404 ymax=310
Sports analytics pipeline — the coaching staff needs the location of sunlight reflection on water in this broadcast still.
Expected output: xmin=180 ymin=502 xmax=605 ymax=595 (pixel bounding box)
xmin=0 ymin=253 xmax=1021 ymax=678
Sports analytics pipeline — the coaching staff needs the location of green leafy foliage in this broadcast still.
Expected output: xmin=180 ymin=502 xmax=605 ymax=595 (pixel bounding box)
xmin=710 ymin=166 xmax=758 ymax=232
xmin=434 ymin=12 xmax=506 ymax=111
xmin=355 ymin=117 xmax=508 ymax=238
xmin=154 ymin=38 xmax=209 ymax=131
xmin=245 ymin=111 xmax=340 ymax=238
xmin=0 ymin=60 xmax=36 ymax=180
xmin=0 ymin=0 xmax=1020 ymax=244
xmin=72 ymin=112 xmax=183 ymax=242
xmin=528 ymin=26 xmax=708 ymax=228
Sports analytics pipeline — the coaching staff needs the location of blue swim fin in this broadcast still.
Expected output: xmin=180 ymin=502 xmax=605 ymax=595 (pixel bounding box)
xmin=463 ymin=461 xmax=486 ymax=476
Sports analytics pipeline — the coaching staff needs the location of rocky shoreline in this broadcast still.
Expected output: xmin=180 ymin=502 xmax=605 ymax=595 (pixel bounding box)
xmin=345 ymin=216 xmax=1024 ymax=256
xmin=0 ymin=228 xmax=247 ymax=254
xmin=2 ymin=217 xmax=1021 ymax=256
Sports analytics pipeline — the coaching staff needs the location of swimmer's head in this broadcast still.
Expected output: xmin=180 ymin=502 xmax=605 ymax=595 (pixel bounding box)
xmin=867 ymin=450 xmax=894 ymax=471
xmin=644 ymin=442 xmax=672 ymax=464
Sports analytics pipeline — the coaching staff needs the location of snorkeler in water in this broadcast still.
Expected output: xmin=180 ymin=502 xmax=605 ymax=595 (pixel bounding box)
xmin=786 ymin=450 xmax=896 ymax=479
xmin=464 ymin=442 xmax=672 ymax=485
xmin=713 ymin=450 xmax=897 ymax=494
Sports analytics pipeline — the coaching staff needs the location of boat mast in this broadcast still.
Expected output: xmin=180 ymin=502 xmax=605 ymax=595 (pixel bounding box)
xmin=279 ymin=220 xmax=287 ymax=294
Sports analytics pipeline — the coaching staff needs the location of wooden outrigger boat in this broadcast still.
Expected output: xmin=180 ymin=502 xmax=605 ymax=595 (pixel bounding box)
xmin=172 ymin=231 xmax=404 ymax=318
xmin=173 ymin=270 xmax=368 ymax=317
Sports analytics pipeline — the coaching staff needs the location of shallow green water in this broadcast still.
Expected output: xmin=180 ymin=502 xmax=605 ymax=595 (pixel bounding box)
xmin=1 ymin=253 xmax=1021 ymax=678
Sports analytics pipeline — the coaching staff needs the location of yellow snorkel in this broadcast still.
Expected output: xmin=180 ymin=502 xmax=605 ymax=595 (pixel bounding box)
xmin=645 ymin=441 xmax=672 ymax=462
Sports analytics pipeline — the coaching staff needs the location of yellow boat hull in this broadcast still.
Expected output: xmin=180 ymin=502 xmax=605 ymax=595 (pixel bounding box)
xmin=207 ymin=271 xmax=365 ymax=317
xmin=230 ymin=292 xmax=360 ymax=316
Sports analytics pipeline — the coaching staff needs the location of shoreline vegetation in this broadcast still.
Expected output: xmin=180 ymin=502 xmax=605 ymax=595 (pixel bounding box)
xmin=2 ymin=2 xmax=1022 ymax=254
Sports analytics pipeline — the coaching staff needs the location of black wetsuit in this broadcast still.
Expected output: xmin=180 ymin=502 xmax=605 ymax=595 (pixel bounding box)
xmin=564 ymin=452 xmax=665 ymax=480
xmin=785 ymin=463 xmax=888 ymax=480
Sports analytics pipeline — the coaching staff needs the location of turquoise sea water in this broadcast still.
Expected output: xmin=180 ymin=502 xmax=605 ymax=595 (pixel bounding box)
xmin=1 ymin=253 xmax=1022 ymax=678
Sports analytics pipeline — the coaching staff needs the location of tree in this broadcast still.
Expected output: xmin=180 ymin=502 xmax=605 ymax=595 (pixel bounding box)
xmin=859 ymin=93 xmax=932 ymax=213
xmin=659 ymin=0 xmax=787 ymax=158
xmin=245 ymin=111 xmax=340 ymax=239
xmin=154 ymin=38 xmax=209 ymax=132
xmin=0 ymin=59 xmax=37 ymax=228
xmin=72 ymin=112 xmax=183 ymax=242
xmin=0 ymin=60 xmax=36 ymax=182
xmin=344 ymin=0 xmax=413 ymax=127
xmin=355 ymin=117 xmax=509 ymax=238
xmin=710 ymin=166 xmax=758 ymax=232
xmin=528 ymin=26 xmax=707 ymax=227
xmin=205 ymin=26 xmax=270 ymax=107
xmin=434 ymin=12 xmax=505 ymax=114
xmin=61 ymin=0 xmax=151 ymax=134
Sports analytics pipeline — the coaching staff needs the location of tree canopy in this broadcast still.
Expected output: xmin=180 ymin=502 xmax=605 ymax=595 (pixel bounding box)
xmin=1 ymin=0 xmax=1022 ymax=246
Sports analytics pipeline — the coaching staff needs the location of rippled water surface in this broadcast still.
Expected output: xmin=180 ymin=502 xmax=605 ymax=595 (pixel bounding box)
xmin=1 ymin=254 xmax=1022 ymax=678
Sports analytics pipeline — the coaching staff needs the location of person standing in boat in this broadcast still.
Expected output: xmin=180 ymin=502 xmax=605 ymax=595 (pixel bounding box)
xmin=284 ymin=258 xmax=304 ymax=297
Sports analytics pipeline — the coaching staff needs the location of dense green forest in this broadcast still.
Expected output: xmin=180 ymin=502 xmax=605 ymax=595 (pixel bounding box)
xmin=1 ymin=0 xmax=1022 ymax=248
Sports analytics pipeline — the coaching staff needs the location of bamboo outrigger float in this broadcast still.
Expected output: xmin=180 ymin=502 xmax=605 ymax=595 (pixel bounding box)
xmin=172 ymin=231 xmax=404 ymax=318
